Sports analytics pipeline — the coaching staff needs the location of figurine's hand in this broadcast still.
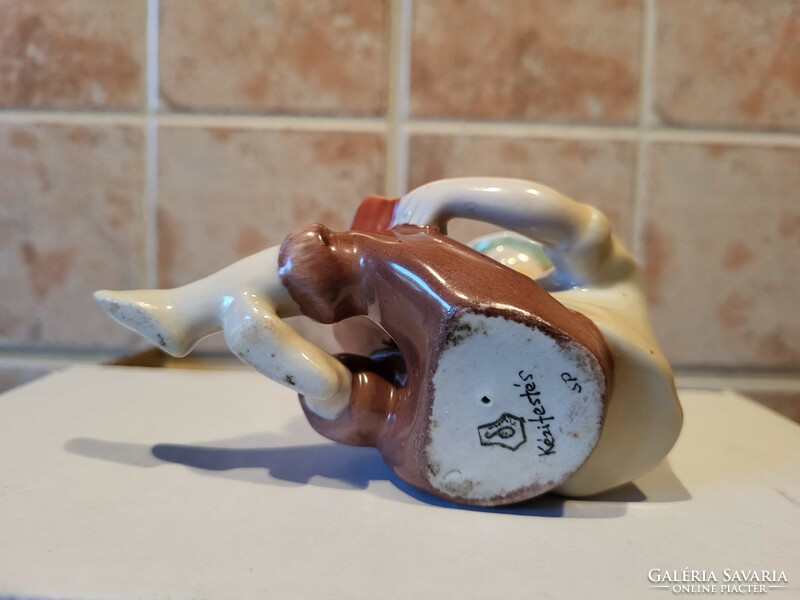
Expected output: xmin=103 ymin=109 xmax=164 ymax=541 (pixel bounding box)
xmin=390 ymin=182 xmax=452 ymax=232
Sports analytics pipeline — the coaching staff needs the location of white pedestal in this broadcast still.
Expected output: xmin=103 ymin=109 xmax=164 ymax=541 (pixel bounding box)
xmin=0 ymin=366 xmax=797 ymax=599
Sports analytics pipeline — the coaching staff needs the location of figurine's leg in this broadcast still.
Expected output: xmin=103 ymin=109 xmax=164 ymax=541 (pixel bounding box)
xmin=94 ymin=285 xmax=221 ymax=357
xmin=95 ymin=246 xmax=292 ymax=356
xmin=95 ymin=245 xmax=352 ymax=417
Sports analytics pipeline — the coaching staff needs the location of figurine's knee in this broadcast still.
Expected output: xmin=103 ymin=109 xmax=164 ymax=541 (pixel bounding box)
xmin=279 ymin=224 xmax=365 ymax=323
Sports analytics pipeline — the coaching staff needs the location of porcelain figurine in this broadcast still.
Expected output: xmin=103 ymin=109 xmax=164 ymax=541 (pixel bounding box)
xmin=95 ymin=177 xmax=682 ymax=506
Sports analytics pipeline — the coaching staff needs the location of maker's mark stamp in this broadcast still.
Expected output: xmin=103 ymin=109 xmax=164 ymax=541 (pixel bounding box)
xmin=477 ymin=412 xmax=527 ymax=451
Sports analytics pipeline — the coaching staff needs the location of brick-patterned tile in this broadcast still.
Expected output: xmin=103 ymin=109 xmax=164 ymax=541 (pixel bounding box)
xmin=0 ymin=123 xmax=148 ymax=349
xmin=642 ymin=142 xmax=800 ymax=367
xmin=157 ymin=126 xmax=385 ymax=287
xmin=654 ymin=0 xmax=800 ymax=130
xmin=159 ymin=0 xmax=388 ymax=115
xmin=0 ymin=0 xmax=146 ymax=110
xmin=410 ymin=0 xmax=642 ymax=124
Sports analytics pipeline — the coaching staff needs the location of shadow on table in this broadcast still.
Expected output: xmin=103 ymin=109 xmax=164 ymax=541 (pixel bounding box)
xmin=65 ymin=417 xmax=690 ymax=519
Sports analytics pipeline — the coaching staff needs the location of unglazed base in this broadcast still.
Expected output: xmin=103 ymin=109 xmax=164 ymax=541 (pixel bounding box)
xmin=426 ymin=312 xmax=606 ymax=505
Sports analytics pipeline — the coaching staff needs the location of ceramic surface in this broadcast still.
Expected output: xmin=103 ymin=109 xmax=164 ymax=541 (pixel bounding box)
xmin=388 ymin=178 xmax=683 ymax=496
xmin=95 ymin=177 xmax=682 ymax=505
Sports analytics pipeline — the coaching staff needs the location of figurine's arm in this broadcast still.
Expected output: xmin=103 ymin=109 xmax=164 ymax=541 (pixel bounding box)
xmin=391 ymin=177 xmax=617 ymax=288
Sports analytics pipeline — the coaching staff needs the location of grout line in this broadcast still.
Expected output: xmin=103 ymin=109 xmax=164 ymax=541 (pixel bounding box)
xmin=643 ymin=127 xmax=800 ymax=146
xmin=631 ymin=0 xmax=658 ymax=261
xmin=144 ymin=0 xmax=160 ymax=288
xmin=406 ymin=120 xmax=800 ymax=147
xmin=638 ymin=0 xmax=658 ymax=130
xmin=632 ymin=140 xmax=650 ymax=262
xmin=146 ymin=0 xmax=160 ymax=114
xmin=2 ymin=351 xmax=799 ymax=394
xmin=0 ymin=110 xmax=388 ymax=133
xmin=0 ymin=356 xmax=95 ymax=371
xmin=155 ymin=113 xmax=388 ymax=133
xmin=0 ymin=111 xmax=148 ymax=126
xmin=0 ymin=350 xmax=134 ymax=367
xmin=144 ymin=120 xmax=159 ymax=288
xmin=406 ymin=120 xmax=639 ymax=141
xmin=674 ymin=371 xmax=800 ymax=394
xmin=0 ymin=109 xmax=799 ymax=146
xmin=384 ymin=0 xmax=413 ymax=196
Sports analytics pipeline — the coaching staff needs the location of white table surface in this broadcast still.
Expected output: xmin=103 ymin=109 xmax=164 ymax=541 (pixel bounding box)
xmin=0 ymin=365 xmax=797 ymax=600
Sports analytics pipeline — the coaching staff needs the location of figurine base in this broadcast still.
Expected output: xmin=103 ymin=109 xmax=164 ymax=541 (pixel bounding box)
xmin=426 ymin=312 xmax=606 ymax=505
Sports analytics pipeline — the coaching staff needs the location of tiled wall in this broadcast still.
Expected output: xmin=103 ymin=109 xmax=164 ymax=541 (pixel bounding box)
xmin=1 ymin=1 xmax=799 ymax=388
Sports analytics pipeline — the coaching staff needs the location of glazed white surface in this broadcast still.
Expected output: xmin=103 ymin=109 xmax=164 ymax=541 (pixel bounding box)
xmin=427 ymin=313 xmax=605 ymax=502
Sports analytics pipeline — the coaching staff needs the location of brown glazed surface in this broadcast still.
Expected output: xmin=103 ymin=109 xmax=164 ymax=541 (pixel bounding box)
xmin=278 ymin=224 xmax=612 ymax=504
xmin=350 ymin=195 xmax=399 ymax=233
